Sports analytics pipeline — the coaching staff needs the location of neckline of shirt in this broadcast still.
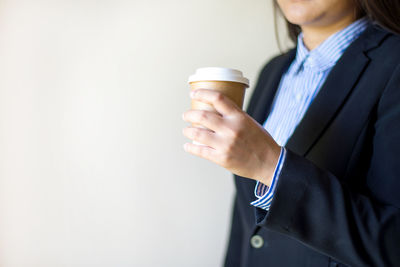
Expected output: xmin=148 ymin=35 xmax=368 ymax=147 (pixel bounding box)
xmin=292 ymin=17 xmax=370 ymax=73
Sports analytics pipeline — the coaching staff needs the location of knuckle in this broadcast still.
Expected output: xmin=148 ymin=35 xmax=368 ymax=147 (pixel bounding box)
xmin=214 ymin=92 xmax=224 ymax=102
xmin=227 ymin=127 xmax=241 ymax=140
xmin=198 ymin=111 xmax=208 ymax=121
xmin=234 ymin=112 xmax=246 ymax=125
xmin=192 ymin=128 xmax=202 ymax=139
xmin=225 ymin=142 xmax=235 ymax=155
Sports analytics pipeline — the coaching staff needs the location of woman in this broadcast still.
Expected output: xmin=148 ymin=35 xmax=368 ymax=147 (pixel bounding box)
xmin=183 ymin=0 xmax=400 ymax=266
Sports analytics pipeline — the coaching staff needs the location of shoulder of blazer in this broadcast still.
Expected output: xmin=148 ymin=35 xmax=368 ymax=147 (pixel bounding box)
xmin=365 ymin=25 xmax=400 ymax=67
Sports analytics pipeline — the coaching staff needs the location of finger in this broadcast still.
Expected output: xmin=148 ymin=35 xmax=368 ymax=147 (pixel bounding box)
xmin=191 ymin=89 xmax=239 ymax=116
xmin=183 ymin=142 xmax=218 ymax=162
xmin=182 ymin=127 xmax=219 ymax=147
xmin=182 ymin=110 xmax=224 ymax=131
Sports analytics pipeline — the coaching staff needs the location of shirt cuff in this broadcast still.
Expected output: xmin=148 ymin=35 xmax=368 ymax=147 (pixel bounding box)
xmin=250 ymin=147 xmax=287 ymax=211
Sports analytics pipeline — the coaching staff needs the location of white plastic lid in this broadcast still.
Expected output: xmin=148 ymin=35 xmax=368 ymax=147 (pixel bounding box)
xmin=188 ymin=67 xmax=249 ymax=87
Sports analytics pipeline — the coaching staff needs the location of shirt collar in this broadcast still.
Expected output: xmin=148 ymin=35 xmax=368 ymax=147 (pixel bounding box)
xmin=292 ymin=17 xmax=370 ymax=73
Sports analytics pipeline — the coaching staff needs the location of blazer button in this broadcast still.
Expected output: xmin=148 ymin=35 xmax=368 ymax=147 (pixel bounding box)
xmin=250 ymin=235 xmax=264 ymax=249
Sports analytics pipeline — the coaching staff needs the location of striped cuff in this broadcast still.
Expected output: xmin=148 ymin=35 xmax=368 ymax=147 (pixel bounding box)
xmin=250 ymin=147 xmax=287 ymax=211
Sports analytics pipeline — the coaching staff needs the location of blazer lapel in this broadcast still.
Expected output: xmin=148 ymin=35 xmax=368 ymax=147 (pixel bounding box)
xmin=285 ymin=25 xmax=389 ymax=156
xmin=249 ymin=50 xmax=296 ymax=124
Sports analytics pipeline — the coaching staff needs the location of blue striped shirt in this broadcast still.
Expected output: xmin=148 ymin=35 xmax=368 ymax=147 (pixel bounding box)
xmin=251 ymin=18 xmax=369 ymax=210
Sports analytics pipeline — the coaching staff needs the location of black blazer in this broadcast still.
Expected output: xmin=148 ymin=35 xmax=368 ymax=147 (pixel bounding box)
xmin=224 ymin=25 xmax=400 ymax=267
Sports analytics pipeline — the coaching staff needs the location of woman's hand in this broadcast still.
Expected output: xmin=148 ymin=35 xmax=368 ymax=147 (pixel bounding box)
xmin=182 ymin=89 xmax=281 ymax=186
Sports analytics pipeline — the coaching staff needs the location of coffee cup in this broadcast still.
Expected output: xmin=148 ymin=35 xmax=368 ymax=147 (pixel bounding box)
xmin=187 ymin=67 xmax=249 ymax=144
xmin=188 ymin=67 xmax=249 ymax=114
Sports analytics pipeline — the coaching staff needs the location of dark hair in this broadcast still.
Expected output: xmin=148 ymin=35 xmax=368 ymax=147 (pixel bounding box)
xmin=274 ymin=0 xmax=400 ymax=44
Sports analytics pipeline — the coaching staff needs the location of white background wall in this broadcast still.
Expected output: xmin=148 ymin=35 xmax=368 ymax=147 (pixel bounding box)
xmin=0 ymin=0 xmax=280 ymax=266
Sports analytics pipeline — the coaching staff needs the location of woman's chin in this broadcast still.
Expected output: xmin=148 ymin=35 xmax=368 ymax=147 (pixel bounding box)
xmin=284 ymin=15 xmax=314 ymax=27
xmin=279 ymin=1 xmax=322 ymax=26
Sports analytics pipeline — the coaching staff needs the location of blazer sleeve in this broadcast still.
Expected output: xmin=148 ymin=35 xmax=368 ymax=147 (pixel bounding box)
xmin=256 ymin=64 xmax=400 ymax=267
